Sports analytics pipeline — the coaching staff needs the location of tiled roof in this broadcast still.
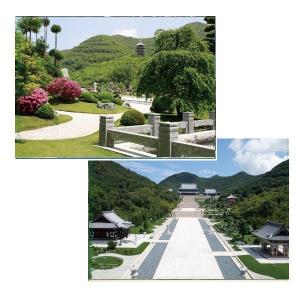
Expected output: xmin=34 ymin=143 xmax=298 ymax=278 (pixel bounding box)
xmin=179 ymin=183 xmax=198 ymax=189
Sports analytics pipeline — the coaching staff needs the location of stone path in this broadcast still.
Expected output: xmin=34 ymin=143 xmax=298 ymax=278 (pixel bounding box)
xmin=16 ymin=100 xmax=151 ymax=140
xmin=215 ymin=256 xmax=243 ymax=279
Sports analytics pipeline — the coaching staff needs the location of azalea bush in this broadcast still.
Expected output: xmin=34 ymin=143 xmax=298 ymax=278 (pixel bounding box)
xmin=47 ymin=77 xmax=81 ymax=101
xmin=17 ymin=88 xmax=48 ymax=115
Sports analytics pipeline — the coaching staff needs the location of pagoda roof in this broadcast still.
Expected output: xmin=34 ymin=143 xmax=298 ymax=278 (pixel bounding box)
xmin=226 ymin=194 xmax=237 ymax=199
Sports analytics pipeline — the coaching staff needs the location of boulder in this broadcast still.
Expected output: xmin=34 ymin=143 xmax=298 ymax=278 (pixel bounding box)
xmin=97 ymin=101 xmax=115 ymax=110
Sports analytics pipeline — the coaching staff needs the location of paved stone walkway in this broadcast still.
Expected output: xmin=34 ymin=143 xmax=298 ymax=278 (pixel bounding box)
xmin=16 ymin=101 xmax=151 ymax=140
xmin=215 ymin=256 xmax=243 ymax=279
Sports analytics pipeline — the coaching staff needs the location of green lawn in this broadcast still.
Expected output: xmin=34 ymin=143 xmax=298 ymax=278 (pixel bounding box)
xmin=15 ymin=114 xmax=72 ymax=132
xmin=91 ymin=256 xmax=123 ymax=270
xmin=15 ymin=131 xmax=125 ymax=158
xmin=51 ymin=101 xmax=128 ymax=114
xmin=91 ymin=242 xmax=150 ymax=256
xmin=238 ymin=255 xmax=289 ymax=279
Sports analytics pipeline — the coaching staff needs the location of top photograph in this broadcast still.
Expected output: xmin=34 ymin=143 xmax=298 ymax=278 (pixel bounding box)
xmin=15 ymin=16 xmax=216 ymax=158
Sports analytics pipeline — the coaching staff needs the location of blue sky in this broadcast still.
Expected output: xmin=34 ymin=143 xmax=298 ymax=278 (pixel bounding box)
xmin=23 ymin=16 xmax=203 ymax=50
xmin=118 ymin=139 xmax=289 ymax=183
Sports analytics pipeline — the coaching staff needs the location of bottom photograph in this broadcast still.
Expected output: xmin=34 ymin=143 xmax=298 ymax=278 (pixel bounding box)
xmin=88 ymin=138 xmax=289 ymax=280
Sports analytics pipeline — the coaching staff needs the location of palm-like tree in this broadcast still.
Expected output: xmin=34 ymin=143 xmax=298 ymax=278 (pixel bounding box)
xmin=51 ymin=24 xmax=62 ymax=50
xmin=42 ymin=17 xmax=50 ymax=43
xmin=31 ymin=17 xmax=42 ymax=42
xmin=17 ymin=17 xmax=31 ymax=39
xmin=49 ymin=49 xmax=63 ymax=66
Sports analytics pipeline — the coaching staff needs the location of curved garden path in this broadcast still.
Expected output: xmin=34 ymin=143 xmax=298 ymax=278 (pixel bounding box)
xmin=15 ymin=100 xmax=151 ymax=140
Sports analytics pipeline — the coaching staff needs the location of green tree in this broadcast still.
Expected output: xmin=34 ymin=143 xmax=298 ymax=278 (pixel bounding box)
xmin=51 ymin=24 xmax=62 ymax=50
xmin=49 ymin=49 xmax=63 ymax=66
xmin=204 ymin=16 xmax=215 ymax=54
xmin=42 ymin=17 xmax=50 ymax=44
xmin=16 ymin=17 xmax=31 ymax=39
xmin=34 ymin=38 xmax=49 ymax=57
xmin=31 ymin=17 xmax=42 ymax=42
xmin=136 ymin=26 xmax=215 ymax=115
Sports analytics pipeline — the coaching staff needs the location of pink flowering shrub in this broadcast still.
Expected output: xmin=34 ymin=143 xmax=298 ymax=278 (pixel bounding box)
xmin=18 ymin=88 xmax=48 ymax=115
xmin=47 ymin=77 xmax=81 ymax=101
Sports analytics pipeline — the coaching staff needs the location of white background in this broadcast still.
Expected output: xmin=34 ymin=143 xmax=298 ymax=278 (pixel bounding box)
xmin=0 ymin=0 xmax=299 ymax=299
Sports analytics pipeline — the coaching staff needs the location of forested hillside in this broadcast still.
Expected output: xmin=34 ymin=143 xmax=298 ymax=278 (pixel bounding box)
xmin=89 ymin=161 xmax=179 ymax=228
xmin=61 ymin=22 xmax=207 ymax=88
xmin=159 ymin=171 xmax=257 ymax=194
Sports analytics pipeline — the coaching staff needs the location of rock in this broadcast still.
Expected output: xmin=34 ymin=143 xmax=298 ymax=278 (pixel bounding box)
xmin=97 ymin=101 xmax=115 ymax=110
xmin=122 ymin=101 xmax=131 ymax=108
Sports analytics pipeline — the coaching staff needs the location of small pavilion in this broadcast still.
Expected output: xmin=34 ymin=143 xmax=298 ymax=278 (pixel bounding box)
xmin=178 ymin=183 xmax=199 ymax=195
xmin=252 ymin=221 xmax=289 ymax=257
xmin=226 ymin=194 xmax=237 ymax=204
xmin=89 ymin=210 xmax=133 ymax=240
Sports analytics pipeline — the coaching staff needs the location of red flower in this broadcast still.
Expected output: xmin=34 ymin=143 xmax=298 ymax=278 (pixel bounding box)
xmin=47 ymin=77 xmax=81 ymax=101
xmin=18 ymin=88 xmax=48 ymax=115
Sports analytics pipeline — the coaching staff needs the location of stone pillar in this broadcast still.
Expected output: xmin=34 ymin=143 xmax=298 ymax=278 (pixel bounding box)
xmin=182 ymin=112 xmax=194 ymax=134
xmin=99 ymin=115 xmax=114 ymax=146
xmin=209 ymin=111 xmax=216 ymax=130
xmin=157 ymin=122 xmax=178 ymax=157
xmin=148 ymin=113 xmax=160 ymax=136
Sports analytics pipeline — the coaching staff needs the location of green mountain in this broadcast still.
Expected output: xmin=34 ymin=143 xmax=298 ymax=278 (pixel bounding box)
xmin=61 ymin=22 xmax=207 ymax=73
xmin=88 ymin=161 xmax=179 ymax=227
xmin=159 ymin=171 xmax=257 ymax=194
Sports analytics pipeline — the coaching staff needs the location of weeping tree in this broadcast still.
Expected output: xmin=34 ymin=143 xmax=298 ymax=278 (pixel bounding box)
xmin=204 ymin=16 xmax=215 ymax=54
xmin=136 ymin=26 xmax=215 ymax=115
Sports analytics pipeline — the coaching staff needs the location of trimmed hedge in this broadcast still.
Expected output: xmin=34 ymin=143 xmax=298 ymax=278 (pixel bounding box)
xmin=80 ymin=92 xmax=97 ymax=103
xmin=120 ymin=109 xmax=145 ymax=126
xmin=34 ymin=103 xmax=55 ymax=119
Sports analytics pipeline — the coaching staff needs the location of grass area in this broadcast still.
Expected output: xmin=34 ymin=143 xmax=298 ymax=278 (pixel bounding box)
xmin=91 ymin=242 xmax=150 ymax=256
xmin=91 ymin=256 xmax=123 ymax=270
xmin=130 ymin=218 xmax=165 ymax=234
xmin=15 ymin=114 xmax=72 ymax=132
xmin=15 ymin=131 xmax=125 ymax=158
xmin=51 ymin=101 xmax=128 ymax=114
xmin=115 ymin=242 xmax=150 ymax=256
xmin=238 ymin=255 xmax=289 ymax=279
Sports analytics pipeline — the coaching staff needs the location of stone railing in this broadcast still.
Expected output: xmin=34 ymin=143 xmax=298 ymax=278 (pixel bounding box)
xmin=98 ymin=112 xmax=216 ymax=157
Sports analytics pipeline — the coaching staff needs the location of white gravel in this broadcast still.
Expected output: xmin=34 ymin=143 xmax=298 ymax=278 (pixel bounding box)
xmin=153 ymin=218 xmax=224 ymax=279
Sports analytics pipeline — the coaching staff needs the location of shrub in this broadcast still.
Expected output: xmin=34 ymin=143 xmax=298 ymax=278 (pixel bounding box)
xmin=100 ymin=99 xmax=112 ymax=104
xmin=47 ymin=77 xmax=81 ymax=101
xmin=97 ymin=91 xmax=115 ymax=102
xmin=17 ymin=88 xmax=48 ymax=115
xmin=111 ymin=97 xmax=123 ymax=105
xmin=35 ymin=103 xmax=55 ymax=119
xmin=107 ymin=241 xmax=117 ymax=251
xmin=120 ymin=109 xmax=145 ymax=126
xmin=79 ymin=92 xmax=97 ymax=103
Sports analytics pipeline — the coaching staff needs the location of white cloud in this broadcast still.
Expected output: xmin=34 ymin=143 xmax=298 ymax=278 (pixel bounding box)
xmin=229 ymin=139 xmax=288 ymax=175
xmin=113 ymin=28 xmax=138 ymax=37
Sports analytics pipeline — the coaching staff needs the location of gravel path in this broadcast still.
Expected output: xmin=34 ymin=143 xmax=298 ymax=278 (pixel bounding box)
xmin=215 ymin=256 xmax=244 ymax=279
xmin=15 ymin=100 xmax=151 ymax=140
xmin=137 ymin=243 xmax=168 ymax=279
xmin=198 ymin=219 xmax=226 ymax=251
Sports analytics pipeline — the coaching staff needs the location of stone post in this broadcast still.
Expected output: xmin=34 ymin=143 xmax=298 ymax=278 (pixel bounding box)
xmin=99 ymin=115 xmax=114 ymax=146
xmin=182 ymin=112 xmax=194 ymax=134
xmin=209 ymin=111 xmax=216 ymax=130
xmin=157 ymin=122 xmax=178 ymax=157
xmin=148 ymin=113 xmax=160 ymax=136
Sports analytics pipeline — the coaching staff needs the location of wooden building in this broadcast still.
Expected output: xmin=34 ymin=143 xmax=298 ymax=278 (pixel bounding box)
xmin=178 ymin=183 xmax=199 ymax=195
xmin=226 ymin=194 xmax=237 ymax=204
xmin=89 ymin=210 xmax=133 ymax=240
xmin=252 ymin=221 xmax=289 ymax=257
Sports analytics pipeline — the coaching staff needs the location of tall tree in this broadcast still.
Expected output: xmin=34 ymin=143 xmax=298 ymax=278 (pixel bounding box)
xmin=42 ymin=17 xmax=50 ymax=44
xmin=31 ymin=17 xmax=42 ymax=42
xmin=16 ymin=17 xmax=31 ymax=39
xmin=49 ymin=49 xmax=63 ymax=66
xmin=51 ymin=24 xmax=62 ymax=50
xmin=137 ymin=26 xmax=215 ymax=115
xmin=204 ymin=16 xmax=215 ymax=54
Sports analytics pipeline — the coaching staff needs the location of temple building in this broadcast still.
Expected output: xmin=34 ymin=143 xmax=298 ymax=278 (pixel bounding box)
xmin=136 ymin=39 xmax=145 ymax=56
xmin=204 ymin=188 xmax=217 ymax=196
xmin=89 ymin=210 xmax=133 ymax=240
xmin=178 ymin=183 xmax=199 ymax=195
xmin=226 ymin=194 xmax=237 ymax=204
xmin=252 ymin=221 xmax=289 ymax=257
